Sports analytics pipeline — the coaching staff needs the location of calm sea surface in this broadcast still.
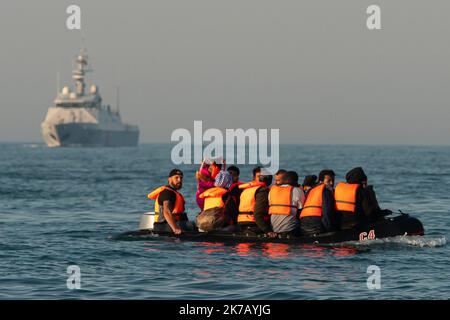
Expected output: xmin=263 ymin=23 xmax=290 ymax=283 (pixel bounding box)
xmin=0 ymin=143 xmax=448 ymax=299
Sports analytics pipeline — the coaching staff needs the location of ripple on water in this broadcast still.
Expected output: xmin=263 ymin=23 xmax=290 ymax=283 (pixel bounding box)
xmin=337 ymin=235 xmax=447 ymax=248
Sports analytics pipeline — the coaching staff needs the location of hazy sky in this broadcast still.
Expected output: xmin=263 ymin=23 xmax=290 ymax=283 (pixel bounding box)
xmin=1 ymin=0 xmax=449 ymax=144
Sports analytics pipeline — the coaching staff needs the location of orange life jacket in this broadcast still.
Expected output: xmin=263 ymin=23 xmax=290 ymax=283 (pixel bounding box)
xmin=237 ymin=181 xmax=266 ymax=223
xmin=199 ymin=187 xmax=229 ymax=211
xmin=147 ymin=186 xmax=186 ymax=222
xmin=238 ymin=181 xmax=265 ymax=190
xmin=334 ymin=182 xmax=359 ymax=213
xmin=228 ymin=181 xmax=242 ymax=192
xmin=210 ymin=164 xmax=221 ymax=179
xmin=268 ymin=185 xmax=298 ymax=215
xmin=300 ymin=183 xmax=326 ymax=218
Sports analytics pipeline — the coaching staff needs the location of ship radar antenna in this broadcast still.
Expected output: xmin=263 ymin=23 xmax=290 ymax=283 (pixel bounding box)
xmin=72 ymin=44 xmax=92 ymax=97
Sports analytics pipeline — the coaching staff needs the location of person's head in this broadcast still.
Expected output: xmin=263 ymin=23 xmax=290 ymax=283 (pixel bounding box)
xmin=168 ymin=169 xmax=183 ymax=190
xmin=319 ymin=169 xmax=336 ymax=188
xmin=258 ymin=169 xmax=273 ymax=187
xmin=227 ymin=165 xmax=240 ymax=183
xmin=214 ymin=171 xmax=233 ymax=189
xmin=275 ymin=169 xmax=287 ymax=186
xmin=252 ymin=166 xmax=262 ymax=182
xmin=282 ymin=171 xmax=299 ymax=187
xmin=302 ymin=175 xmax=318 ymax=191
xmin=345 ymin=167 xmax=368 ymax=185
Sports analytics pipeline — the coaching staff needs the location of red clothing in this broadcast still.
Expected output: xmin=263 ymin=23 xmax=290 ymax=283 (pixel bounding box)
xmin=196 ymin=167 xmax=215 ymax=210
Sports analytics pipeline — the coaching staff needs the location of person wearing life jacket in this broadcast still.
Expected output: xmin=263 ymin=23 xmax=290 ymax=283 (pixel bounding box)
xmin=300 ymin=170 xmax=337 ymax=235
xmin=227 ymin=165 xmax=242 ymax=215
xmin=302 ymin=175 xmax=318 ymax=196
xmin=198 ymin=170 xmax=238 ymax=228
xmin=274 ymin=169 xmax=287 ymax=186
xmin=195 ymin=161 xmax=222 ymax=210
xmin=237 ymin=167 xmax=277 ymax=237
xmin=147 ymin=169 xmax=194 ymax=234
xmin=335 ymin=167 xmax=392 ymax=230
xmin=269 ymin=171 xmax=305 ymax=236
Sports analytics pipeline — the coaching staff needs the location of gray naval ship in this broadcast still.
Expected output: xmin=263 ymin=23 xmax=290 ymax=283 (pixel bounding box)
xmin=41 ymin=49 xmax=139 ymax=147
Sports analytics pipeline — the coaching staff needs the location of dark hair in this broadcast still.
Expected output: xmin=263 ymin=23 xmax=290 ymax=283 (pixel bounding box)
xmin=275 ymin=169 xmax=287 ymax=176
xmin=283 ymin=171 xmax=299 ymax=186
xmin=318 ymin=169 xmax=335 ymax=182
xmin=227 ymin=165 xmax=240 ymax=176
xmin=169 ymin=169 xmax=183 ymax=178
xmin=252 ymin=166 xmax=262 ymax=178
xmin=259 ymin=174 xmax=273 ymax=186
xmin=303 ymin=175 xmax=318 ymax=187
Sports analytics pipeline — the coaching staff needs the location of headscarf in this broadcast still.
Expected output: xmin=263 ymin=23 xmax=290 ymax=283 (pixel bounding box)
xmin=345 ymin=167 xmax=368 ymax=184
xmin=214 ymin=171 xmax=233 ymax=189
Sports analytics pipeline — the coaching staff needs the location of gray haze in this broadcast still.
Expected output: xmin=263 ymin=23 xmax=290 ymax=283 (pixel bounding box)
xmin=1 ymin=0 xmax=449 ymax=144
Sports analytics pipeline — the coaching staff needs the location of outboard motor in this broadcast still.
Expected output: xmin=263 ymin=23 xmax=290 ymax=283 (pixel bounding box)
xmin=139 ymin=212 xmax=156 ymax=230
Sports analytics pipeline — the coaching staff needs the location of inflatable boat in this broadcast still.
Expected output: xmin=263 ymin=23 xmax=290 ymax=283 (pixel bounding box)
xmin=115 ymin=212 xmax=424 ymax=244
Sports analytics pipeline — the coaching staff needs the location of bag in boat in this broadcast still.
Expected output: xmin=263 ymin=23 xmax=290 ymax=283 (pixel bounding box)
xmin=196 ymin=206 xmax=227 ymax=232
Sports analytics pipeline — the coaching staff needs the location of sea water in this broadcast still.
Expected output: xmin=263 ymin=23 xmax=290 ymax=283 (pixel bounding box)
xmin=0 ymin=143 xmax=448 ymax=299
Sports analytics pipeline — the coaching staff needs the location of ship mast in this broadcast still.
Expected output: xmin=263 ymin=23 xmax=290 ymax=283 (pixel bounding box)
xmin=116 ymin=86 xmax=121 ymax=115
xmin=72 ymin=48 xmax=90 ymax=96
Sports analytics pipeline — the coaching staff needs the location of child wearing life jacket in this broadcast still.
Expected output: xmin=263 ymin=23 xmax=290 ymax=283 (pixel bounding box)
xmin=196 ymin=170 xmax=238 ymax=231
xmin=195 ymin=160 xmax=222 ymax=210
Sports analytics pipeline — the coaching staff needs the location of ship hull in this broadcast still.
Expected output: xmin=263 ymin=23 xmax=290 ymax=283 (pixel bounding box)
xmin=42 ymin=123 xmax=139 ymax=147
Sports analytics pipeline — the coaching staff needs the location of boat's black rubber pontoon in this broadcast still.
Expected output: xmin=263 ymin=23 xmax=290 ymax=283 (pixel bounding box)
xmin=115 ymin=214 xmax=424 ymax=244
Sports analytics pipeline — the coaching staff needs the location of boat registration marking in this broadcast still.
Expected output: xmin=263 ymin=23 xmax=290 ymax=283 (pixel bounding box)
xmin=359 ymin=229 xmax=376 ymax=241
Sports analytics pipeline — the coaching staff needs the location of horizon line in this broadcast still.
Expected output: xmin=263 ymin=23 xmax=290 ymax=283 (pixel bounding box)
xmin=0 ymin=141 xmax=449 ymax=147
